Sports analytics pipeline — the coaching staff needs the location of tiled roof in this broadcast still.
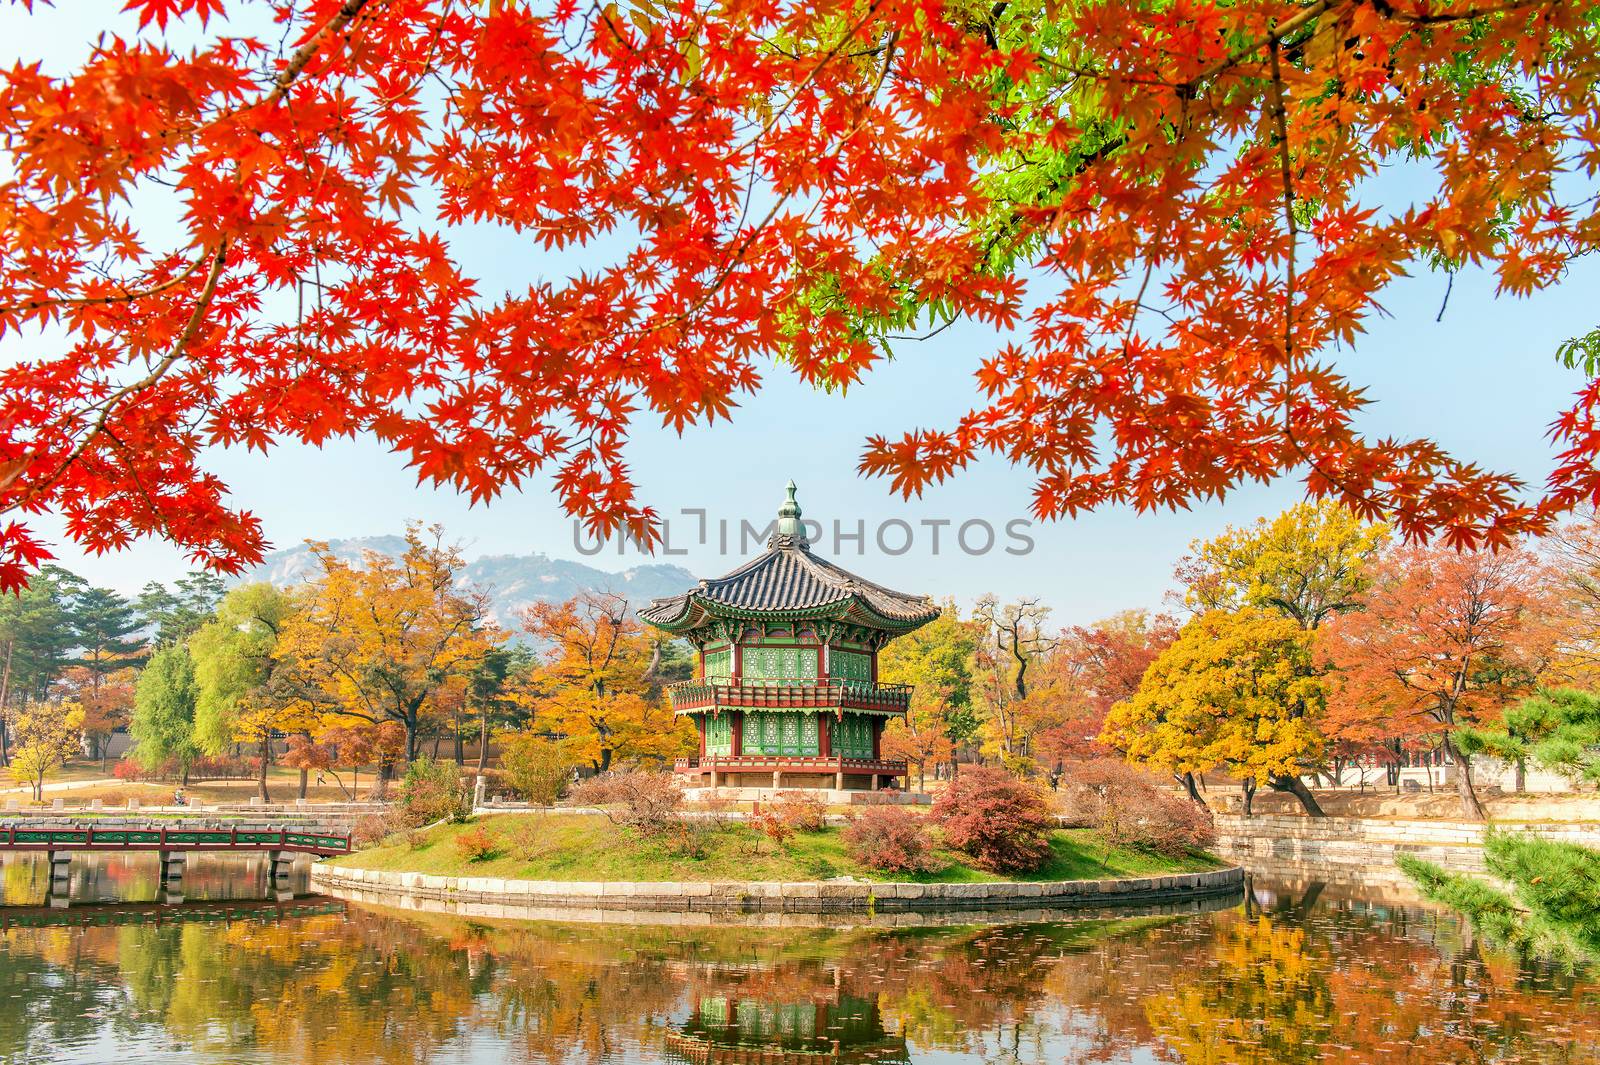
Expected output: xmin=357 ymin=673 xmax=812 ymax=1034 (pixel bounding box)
xmin=639 ymin=483 xmax=939 ymax=632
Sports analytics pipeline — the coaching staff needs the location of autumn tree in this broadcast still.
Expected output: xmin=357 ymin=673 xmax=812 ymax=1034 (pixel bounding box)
xmin=190 ymin=583 xmax=308 ymax=801
xmin=1036 ymin=610 xmax=1179 ymax=772
xmin=1320 ymin=545 xmax=1556 ymax=820
xmin=275 ymin=525 xmax=498 ymax=769
xmin=878 ymin=603 xmax=977 ymax=787
xmin=51 ymin=665 xmax=135 ymax=764
xmin=972 ymin=595 xmax=1056 ymax=768
xmin=7 ymin=0 xmax=1594 ymax=595
xmin=1177 ymin=500 xmax=1389 ymax=629
xmin=7 ymin=699 xmax=83 ymax=802
xmin=1103 ymin=609 xmax=1328 ymax=816
xmin=522 ymin=592 xmax=692 ymax=773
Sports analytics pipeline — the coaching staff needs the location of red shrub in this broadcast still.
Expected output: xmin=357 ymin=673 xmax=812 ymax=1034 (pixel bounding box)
xmin=453 ymin=824 xmax=501 ymax=862
xmin=569 ymin=770 xmax=683 ymax=836
xmin=930 ymin=766 xmax=1055 ymax=874
xmin=111 ymin=758 xmax=146 ymax=782
xmin=1058 ymin=759 xmax=1215 ymax=857
xmin=842 ymin=807 xmax=942 ymax=875
xmin=771 ymin=791 xmax=827 ymax=833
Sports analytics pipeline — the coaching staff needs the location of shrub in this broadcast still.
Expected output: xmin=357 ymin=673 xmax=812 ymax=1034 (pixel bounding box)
xmin=499 ymin=733 xmax=573 ymax=805
xmin=569 ymin=770 xmax=683 ymax=836
xmin=843 ymin=806 xmax=942 ymax=875
xmin=1058 ymin=759 xmax=1215 ymax=857
xmin=454 ymin=824 xmax=501 ymax=862
xmin=771 ymin=790 xmax=827 ymax=832
xmin=350 ymin=808 xmax=406 ymax=849
xmin=399 ymin=755 xmax=471 ymax=826
xmin=931 ymin=766 xmax=1055 ymax=873
xmin=752 ymin=807 xmax=794 ymax=851
xmin=509 ymin=817 xmax=553 ymax=861
xmin=111 ymin=758 xmax=146 ymax=782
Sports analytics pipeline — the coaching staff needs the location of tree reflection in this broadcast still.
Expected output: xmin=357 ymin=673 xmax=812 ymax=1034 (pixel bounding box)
xmin=1 ymin=886 xmax=1598 ymax=1065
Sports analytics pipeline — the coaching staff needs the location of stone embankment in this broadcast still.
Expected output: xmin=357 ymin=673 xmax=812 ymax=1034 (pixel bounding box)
xmin=1214 ymin=813 xmax=1600 ymax=893
xmin=311 ymin=863 xmax=1244 ymax=914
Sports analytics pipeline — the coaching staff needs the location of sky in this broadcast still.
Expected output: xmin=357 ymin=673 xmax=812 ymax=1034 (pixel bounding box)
xmin=7 ymin=4 xmax=1597 ymax=625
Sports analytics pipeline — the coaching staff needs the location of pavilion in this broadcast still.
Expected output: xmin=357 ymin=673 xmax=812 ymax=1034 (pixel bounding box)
xmin=639 ymin=483 xmax=939 ymax=794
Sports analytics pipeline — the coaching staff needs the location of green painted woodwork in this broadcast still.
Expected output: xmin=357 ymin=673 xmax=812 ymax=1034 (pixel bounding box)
xmin=703 ymin=646 xmax=733 ymax=682
xmin=829 ymin=650 xmax=872 ymax=683
xmin=830 ymin=714 xmax=874 ymax=759
xmin=741 ymin=710 xmax=821 ymax=756
xmin=741 ymin=645 xmax=818 ymax=682
xmin=705 ymin=712 xmax=734 ymax=755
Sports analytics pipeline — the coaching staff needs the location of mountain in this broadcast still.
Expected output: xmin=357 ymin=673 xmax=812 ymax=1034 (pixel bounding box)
xmin=241 ymin=536 xmax=696 ymax=634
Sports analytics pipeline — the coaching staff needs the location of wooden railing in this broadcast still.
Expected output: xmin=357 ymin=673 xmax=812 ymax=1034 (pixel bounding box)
xmin=668 ymin=679 xmax=912 ymax=714
xmin=673 ymin=755 xmax=908 ymax=776
xmin=0 ymin=821 xmax=351 ymax=856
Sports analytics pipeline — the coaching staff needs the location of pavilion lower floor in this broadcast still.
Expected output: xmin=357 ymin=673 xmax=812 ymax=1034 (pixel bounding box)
xmin=672 ymin=755 xmax=909 ymax=792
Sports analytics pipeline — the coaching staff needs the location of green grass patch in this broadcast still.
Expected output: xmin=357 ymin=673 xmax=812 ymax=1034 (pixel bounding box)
xmin=329 ymin=813 xmax=1221 ymax=883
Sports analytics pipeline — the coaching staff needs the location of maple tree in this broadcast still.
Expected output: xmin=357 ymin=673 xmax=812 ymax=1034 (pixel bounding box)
xmin=521 ymin=591 xmax=692 ymax=772
xmin=1319 ymin=542 xmax=1556 ymax=819
xmin=1103 ymin=607 xmax=1328 ymax=815
xmin=1035 ymin=609 xmax=1179 ymax=769
xmin=4 ymin=0 xmax=1596 ymax=593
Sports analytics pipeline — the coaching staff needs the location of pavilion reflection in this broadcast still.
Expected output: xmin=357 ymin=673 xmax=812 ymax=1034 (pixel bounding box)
xmin=669 ymin=992 xmax=909 ymax=1065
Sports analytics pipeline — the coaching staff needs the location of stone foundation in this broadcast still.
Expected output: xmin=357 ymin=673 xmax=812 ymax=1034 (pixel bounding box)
xmin=311 ymin=863 xmax=1243 ymax=914
xmin=1214 ymin=813 xmax=1600 ymax=892
xmin=681 ymin=786 xmax=931 ymax=805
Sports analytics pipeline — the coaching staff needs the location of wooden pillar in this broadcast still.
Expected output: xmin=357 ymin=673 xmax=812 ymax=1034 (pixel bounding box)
xmin=871 ymin=717 xmax=882 ymax=760
xmin=731 ymin=711 xmax=743 ymax=757
xmin=817 ymin=712 xmax=831 ymax=758
xmin=772 ymin=769 xmax=782 ymax=790
xmin=870 ymin=774 xmax=879 ymax=791
xmin=698 ymin=716 xmax=707 ymax=759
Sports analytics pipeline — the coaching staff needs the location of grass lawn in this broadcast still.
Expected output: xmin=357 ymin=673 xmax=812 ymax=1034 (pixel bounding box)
xmin=330 ymin=813 xmax=1222 ymax=884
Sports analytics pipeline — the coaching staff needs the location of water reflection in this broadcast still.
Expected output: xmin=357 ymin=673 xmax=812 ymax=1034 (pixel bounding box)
xmin=1 ymin=872 xmax=1596 ymax=1065
xmin=1 ymin=852 xmax=311 ymax=908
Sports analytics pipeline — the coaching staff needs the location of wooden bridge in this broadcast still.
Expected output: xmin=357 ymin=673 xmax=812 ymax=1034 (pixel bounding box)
xmin=0 ymin=820 xmax=352 ymax=908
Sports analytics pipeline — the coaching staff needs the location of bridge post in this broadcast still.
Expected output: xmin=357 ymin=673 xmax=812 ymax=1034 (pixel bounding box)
xmin=158 ymin=850 xmax=186 ymax=904
xmin=46 ymin=851 xmax=72 ymax=909
xmin=266 ymin=850 xmax=295 ymax=902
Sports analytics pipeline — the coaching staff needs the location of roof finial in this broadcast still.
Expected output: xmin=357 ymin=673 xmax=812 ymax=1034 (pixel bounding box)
xmin=774 ymin=480 xmax=807 ymax=546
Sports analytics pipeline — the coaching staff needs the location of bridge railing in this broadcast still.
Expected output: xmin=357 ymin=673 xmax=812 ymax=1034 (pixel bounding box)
xmin=0 ymin=820 xmax=351 ymax=856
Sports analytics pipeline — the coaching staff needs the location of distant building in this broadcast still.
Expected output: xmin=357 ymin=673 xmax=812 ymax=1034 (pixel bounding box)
xmin=639 ymin=483 xmax=938 ymax=794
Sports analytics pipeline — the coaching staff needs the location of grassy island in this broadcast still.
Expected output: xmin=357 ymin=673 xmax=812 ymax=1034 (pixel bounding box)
xmin=328 ymin=813 xmax=1223 ymax=884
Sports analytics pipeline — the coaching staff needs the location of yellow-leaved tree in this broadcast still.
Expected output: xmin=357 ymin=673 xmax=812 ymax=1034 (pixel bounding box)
xmin=275 ymin=525 xmax=499 ymax=779
xmin=8 ymin=699 xmax=82 ymax=801
xmin=1176 ymin=499 xmax=1389 ymax=630
xmin=1102 ymin=608 xmax=1327 ymax=816
xmin=521 ymin=591 xmax=692 ymax=773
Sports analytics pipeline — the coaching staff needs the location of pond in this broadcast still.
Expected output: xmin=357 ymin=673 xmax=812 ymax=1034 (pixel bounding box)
xmin=1 ymin=854 xmax=1597 ymax=1064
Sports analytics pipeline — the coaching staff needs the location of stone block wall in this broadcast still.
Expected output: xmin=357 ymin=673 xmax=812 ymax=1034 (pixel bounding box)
xmin=1213 ymin=813 xmax=1600 ymax=891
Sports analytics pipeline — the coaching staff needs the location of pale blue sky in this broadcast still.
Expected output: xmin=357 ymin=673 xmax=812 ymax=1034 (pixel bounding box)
xmin=9 ymin=4 xmax=1596 ymax=623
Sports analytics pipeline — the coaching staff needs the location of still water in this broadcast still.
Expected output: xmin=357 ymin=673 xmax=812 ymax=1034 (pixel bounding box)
xmin=1 ymin=854 xmax=1597 ymax=1065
